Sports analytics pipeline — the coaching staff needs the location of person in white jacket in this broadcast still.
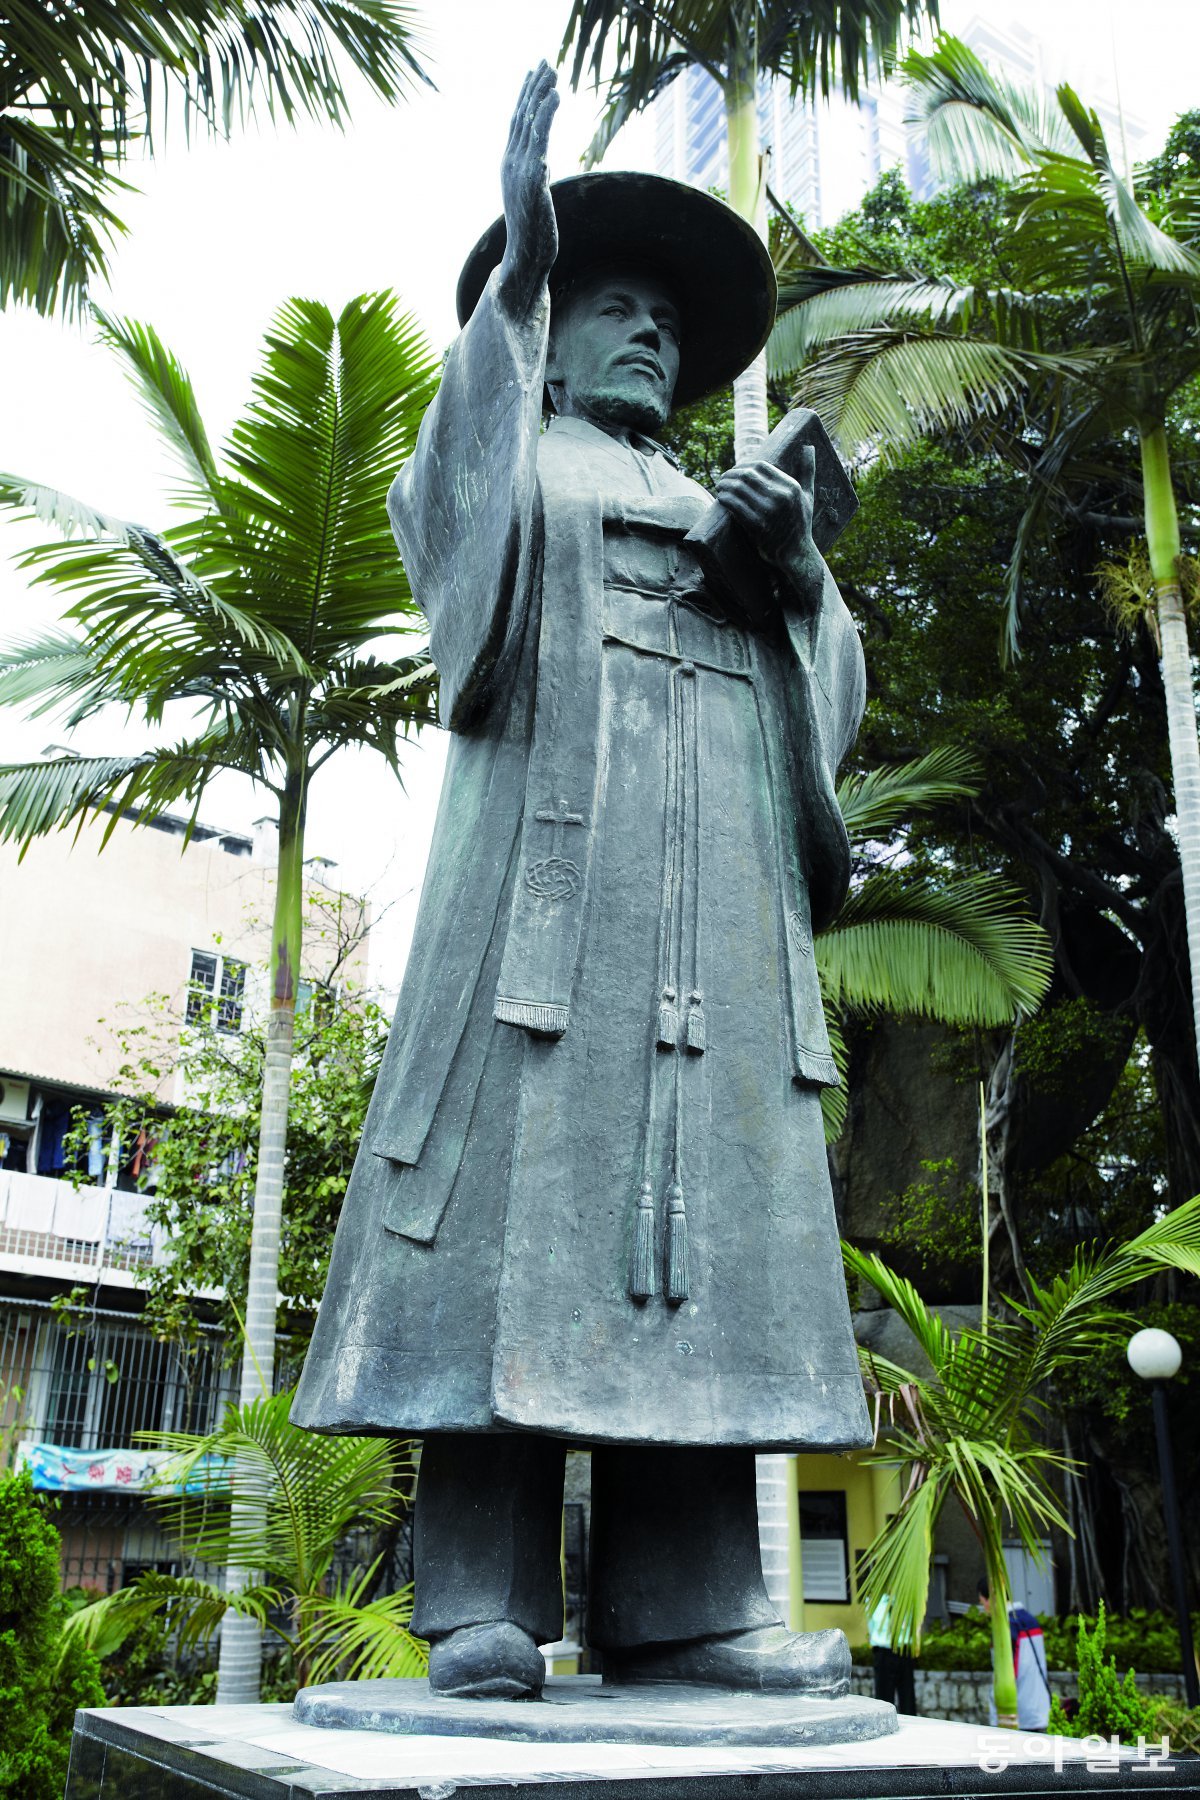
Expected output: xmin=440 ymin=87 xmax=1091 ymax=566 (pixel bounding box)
xmin=979 ymin=1577 xmax=1053 ymax=1730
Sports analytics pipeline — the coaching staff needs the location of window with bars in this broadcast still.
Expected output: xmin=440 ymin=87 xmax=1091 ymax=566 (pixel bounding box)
xmin=186 ymin=950 xmax=246 ymax=1033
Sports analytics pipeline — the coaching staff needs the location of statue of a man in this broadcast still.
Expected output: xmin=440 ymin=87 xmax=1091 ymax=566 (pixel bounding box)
xmin=293 ymin=63 xmax=870 ymax=1701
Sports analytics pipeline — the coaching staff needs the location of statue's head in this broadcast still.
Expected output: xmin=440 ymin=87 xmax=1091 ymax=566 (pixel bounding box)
xmin=457 ymin=173 xmax=776 ymax=418
xmin=545 ymin=267 xmax=681 ymax=434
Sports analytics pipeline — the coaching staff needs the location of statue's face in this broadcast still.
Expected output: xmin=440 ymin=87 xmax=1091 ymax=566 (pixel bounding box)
xmin=546 ymin=268 xmax=681 ymax=434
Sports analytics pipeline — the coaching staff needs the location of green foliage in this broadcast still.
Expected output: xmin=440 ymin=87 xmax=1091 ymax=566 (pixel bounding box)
xmin=1047 ymin=1605 xmax=1156 ymax=1742
xmin=1148 ymin=1697 xmax=1200 ymax=1757
xmin=1014 ymin=999 xmax=1130 ymax=1099
xmin=875 ymin=1608 xmax=1200 ymax=1675
xmin=880 ymin=1157 xmax=978 ymax=1274
xmin=0 ymin=1473 xmax=104 ymax=1798
xmin=0 ymin=291 xmax=440 ymax=861
xmin=64 ymin=948 xmax=390 ymax=1344
xmin=771 ymin=46 xmax=1200 ymax=657
xmin=1 ymin=2 xmax=431 ymax=316
xmin=843 ymin=1195 xmax=1200 ymax=1700
xmin=67 ymin=1390 xmax=426 ymax=1689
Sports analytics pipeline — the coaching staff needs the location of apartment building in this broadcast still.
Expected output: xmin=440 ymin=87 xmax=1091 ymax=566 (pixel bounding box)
xmin=0 ymin=802 xmax=368 ymax=1591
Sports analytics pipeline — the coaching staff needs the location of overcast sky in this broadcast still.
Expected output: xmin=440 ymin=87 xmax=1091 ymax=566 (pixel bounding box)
xmin=1 ymin=0 xmax=1194 ymax=997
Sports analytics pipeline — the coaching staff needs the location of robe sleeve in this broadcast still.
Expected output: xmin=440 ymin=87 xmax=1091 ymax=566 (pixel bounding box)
xmin=386 ymin=268 xmax=548 ymax=731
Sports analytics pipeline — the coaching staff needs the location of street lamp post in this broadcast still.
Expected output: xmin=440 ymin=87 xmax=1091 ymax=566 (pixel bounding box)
xmin=1127 ymin=1327 xmax=1199 ymax=1708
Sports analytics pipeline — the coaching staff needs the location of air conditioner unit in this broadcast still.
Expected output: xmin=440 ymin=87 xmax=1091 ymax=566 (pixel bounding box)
xmin=0 ymin=1079 xmax=31 ymax=1126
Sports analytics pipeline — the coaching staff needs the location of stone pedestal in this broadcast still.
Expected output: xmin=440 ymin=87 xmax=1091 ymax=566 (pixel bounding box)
xmin=66 ymin=1701 xmax=1198 ymax=1797
xmin=292 ymin=1677 xmax=896 ymax=1747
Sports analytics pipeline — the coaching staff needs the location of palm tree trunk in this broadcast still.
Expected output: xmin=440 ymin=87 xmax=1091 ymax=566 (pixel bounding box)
xmin=724 ymin=47 xmax=770 ymax=462
xmin=1142 ymin=421 xmax=1200 ymax=1067
xmin=984 ymin=1529 xmax=1020 ymax=1728
xmin=216 ymin=770 xmax=306 ymax=1705
xmin=721 ymin=31 xmax=797 ymax=1625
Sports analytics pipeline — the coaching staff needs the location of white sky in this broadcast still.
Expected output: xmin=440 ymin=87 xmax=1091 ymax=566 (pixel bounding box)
xmin=1 ymin=0 xmax=1195 ymax=997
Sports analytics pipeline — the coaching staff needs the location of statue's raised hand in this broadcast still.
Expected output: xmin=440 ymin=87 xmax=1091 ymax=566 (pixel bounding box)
xmin=498 ymin=62 xmax=560 ymax=320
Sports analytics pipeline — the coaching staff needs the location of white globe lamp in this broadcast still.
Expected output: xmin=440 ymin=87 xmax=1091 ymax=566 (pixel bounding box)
xmin=1127 ymin=1327 xmax=1183 ymax=1382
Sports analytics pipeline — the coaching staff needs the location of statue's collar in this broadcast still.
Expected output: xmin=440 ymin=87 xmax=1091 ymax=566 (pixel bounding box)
xmin=546 ymin=413 xmax=681 ymax=470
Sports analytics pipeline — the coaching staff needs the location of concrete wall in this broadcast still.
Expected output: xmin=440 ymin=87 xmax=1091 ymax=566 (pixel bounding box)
xmin=0 ymin=810 xmax=368 ymax=1097
xmin=849 ymin=1665 xmax=1191 ymax=1724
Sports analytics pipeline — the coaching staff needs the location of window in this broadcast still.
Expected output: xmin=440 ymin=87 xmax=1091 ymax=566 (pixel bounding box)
xmin=216 ymin=958 xmax=246 ymax=1033
xmin=186 ymin=950 xmax=246 ymax=1033
xmin=798 ymin=1489 xmax=851 ymax=1602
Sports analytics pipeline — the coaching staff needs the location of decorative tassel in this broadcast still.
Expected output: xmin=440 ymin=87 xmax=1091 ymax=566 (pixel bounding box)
xmin=663 ymin=1181 xmax=689 ymax=1304
xmin=656 ymin=985 xmax=679 ymax=1048
xmin=629 ymin=1179 xmax=656 ymax=1301
xmin=685 ymin=990 xmax=705 ymax=1052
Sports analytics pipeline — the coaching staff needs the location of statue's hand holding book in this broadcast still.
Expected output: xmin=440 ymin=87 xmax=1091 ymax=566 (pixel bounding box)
xmin=685 ymin=407 xmax=858 ymax=617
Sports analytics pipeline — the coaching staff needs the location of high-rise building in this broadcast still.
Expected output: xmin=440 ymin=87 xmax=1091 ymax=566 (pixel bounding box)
xmin=651 ymin=14 xmax=1146 ymax=228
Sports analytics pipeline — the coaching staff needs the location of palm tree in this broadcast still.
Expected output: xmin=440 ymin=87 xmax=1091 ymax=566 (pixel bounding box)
xmin=817 ymin=745 xmax=1051 ymax=1139
xmin=66 ymin=1390 xmax=427 ymax=1688
xmin=843 ymin=1193 xmax=1200 ymax=1727
xmin=0 ymin=291 xmax=439 ymax=1698
xmin=768 ymin=37 xmax=1200 ymax=1064
xmin=1 ymin=1 xmax=430 ymax=317
xmin=560 ymin=1 xmax=937 ymax=457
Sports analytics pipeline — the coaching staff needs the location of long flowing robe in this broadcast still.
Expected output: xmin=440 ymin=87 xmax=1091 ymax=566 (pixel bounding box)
xmin=292 ymin=272 xmax=871 ymax=1451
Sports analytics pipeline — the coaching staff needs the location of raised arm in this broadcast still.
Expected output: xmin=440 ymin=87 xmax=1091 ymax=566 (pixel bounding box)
xmin=387 ymin=66 xmax=562 ymax=731
xmin=496 ymin=61 xmax=560 ymax=327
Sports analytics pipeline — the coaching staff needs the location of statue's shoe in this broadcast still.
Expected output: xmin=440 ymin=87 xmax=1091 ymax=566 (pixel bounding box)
xmin=604 ymin=1625 xmax=851 ymax=1695
xmin=427 ymin=1620 xmax=546 ymax=1699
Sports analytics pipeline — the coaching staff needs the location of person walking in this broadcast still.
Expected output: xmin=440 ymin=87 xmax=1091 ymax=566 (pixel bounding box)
xmin=978 ymin=1576 xmax=1052 ymax=1731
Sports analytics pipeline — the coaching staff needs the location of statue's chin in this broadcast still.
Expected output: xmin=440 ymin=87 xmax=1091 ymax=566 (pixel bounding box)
xmin=575 ymin=385 xmax=671 ymax=437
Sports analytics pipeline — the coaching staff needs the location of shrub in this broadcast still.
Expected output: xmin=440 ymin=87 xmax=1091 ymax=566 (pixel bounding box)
xmin=856 ymin=1608 xmax=1199 ymax=1676
xmin=0 ymin=1472 xmax=104 ymax=1798
xmin=1047 ymin=1605 xmax=1156 ymax=1743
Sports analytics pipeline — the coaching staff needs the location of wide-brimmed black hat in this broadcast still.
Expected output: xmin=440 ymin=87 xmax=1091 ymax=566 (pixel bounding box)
xmin=455 ymin=171 xmax=777 ymax=410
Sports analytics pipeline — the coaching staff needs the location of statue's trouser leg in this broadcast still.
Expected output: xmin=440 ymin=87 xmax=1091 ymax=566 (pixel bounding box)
xmin=587 ymin=1445 xmax=781 ymax=1649
xmin=411 ymin=1431 xmax=567 ymax=1646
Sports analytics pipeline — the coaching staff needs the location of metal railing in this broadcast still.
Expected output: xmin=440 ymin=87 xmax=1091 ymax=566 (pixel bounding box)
xmin=0 ymin=1296 xmax=232 ymax=1459
xmin=0 ymin=1169 xmax=168 ymax=1286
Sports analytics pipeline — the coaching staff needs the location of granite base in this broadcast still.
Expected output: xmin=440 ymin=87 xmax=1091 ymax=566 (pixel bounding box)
xmin=65 ymin=1702 xmax=1200 ymax=1797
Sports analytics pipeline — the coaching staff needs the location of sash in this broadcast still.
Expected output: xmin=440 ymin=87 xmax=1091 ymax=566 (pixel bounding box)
xmin=493 ymin=435 xmax=606 ymax=1034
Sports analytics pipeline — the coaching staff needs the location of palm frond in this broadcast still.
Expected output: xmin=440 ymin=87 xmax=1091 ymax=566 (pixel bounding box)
xmin=92 ymin=309 xmax=223 ymax=508
xmin=63 ymin=1570 xmax=278 ymax=1658
xmin=303 ymin=1573 xmax=427 ymax=1685
xmin=857 ymin=1461 xmax=946 ymax=1648
xmin=1017 ymin=1195 xmax=1200 ymax=1385
xmin=0 ymin=112 xmax=128 ymax=317
xmin=0 ymin=471 xmax=305 ymax=686
xmin=0 ymin=748 xmax=216 ymax=853
xmin=818 ymin=1002 xmax=850 ymax=1143
xmin=903 ymin=36 xmax=1078 ymax=184
xmin=773 ymin=274 xmax=1051 ymax=384
xmin=561 ymin=1 xmax=935 ymax=165
xmin=801 ymin=330 xmax=1081 ymax=456
xmin=837 ymin=745 xmax=978 ymax=839
xmin=843 ymin=1242 xmax=953 ymax=1372
xmin=818 ymin=872 xmax=1052 ymax=1024
xmin=2 ymin=3 xmax=431 ymax=316
xmin=142 ymin=1391 xmax=407 ymax=1591
xmin=220 ymin=291 xmax=437 ymax=655
xmin=0 ymin=630 xmax=109 ymax=724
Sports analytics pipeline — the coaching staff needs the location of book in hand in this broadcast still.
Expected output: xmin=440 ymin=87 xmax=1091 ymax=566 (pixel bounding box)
xmin=684 ymin=406 xmax=858 ymax=608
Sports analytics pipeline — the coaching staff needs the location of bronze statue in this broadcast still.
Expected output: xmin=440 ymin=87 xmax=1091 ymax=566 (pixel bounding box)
xmin=292 ymin=62 xmax=870 ymax=1702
